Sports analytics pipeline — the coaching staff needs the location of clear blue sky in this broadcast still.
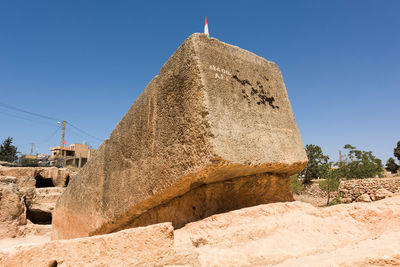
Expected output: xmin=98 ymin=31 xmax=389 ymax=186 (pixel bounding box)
xmin=0 ymin=0 xmax=399 ymax=163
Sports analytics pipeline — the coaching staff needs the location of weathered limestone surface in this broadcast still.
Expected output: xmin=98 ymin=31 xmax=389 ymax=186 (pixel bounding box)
xmin=0 ymin=166 xmax=73 ymax=187
xmin=0 ymin=173 xmax=66 ymax=238
xmin=30 ymin=188 xmax=66 ymax=214
xmin=0 ymin=177 xmax=26 ymax=238
xmin=26 ymin=188 xmax=65 ymax=225
xmin=52 ymin=33 xmax=307 ymax=239
xmin=0 ymin=223 xmax=194 ymax=267
xmin=3 ymin=197 xmax=400 ymax=266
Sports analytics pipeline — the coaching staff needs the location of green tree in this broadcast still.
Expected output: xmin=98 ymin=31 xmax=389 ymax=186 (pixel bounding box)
xmin=19 ymin=156 xmax=39 ymax=167
xmin=335 ymin=144 xmax=383 ymax=179
xmin=0 ymin=137 xmax=18 ymax=163
xmin=319 ymin=174 xmax=340 ymax=205
xmin=300 ymin=144 xmax=331 ymax=184
xmin=394 ymin=141 xmax=400 ymax=162
xmin=385 ymin=157 xmax=399 ymax=174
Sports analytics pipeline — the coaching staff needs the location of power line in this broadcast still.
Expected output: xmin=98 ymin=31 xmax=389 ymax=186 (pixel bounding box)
xmin=0 ymin=102 xmax=59 ymax=122
xmin=66 ymin=122 xmax=103 ymax=142
xmin=36 ymin=124 xmax=62 ymax=145
xmin=0 ymin=102 xmax=103 ymax=143
xmin=12 ymin=124 xmax=62 ymax=155
xmin=0 ymin=109 xmax=58 ymax=127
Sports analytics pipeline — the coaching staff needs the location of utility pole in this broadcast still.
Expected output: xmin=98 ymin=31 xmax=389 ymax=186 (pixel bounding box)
xmin=60 ymin=120 xmax=66 ymax=148
xmin=30 ymin=142 xmax=34 ymax=155
xmin=58 ymin=120 xmax=66 ymax=166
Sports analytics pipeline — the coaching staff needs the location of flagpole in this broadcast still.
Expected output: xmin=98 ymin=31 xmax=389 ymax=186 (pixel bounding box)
xmin=204 ymin=16 xmax=209 ymax=38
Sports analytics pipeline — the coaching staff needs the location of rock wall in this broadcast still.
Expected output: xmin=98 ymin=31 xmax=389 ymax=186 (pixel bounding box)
xmin=0 ymin=175 xmax=65 ymax=238
xmin=0 ymin=166 xmax=71 ymax=238
xmin=0 ymin=177 xmax=27 ymax=239
xmin=0 ymin=166 xmax=74 ymax=187
xmin=339 ymin=177 xmax=400 ymax=203
xmin=53 ymin=33 xmax=307 ymax=240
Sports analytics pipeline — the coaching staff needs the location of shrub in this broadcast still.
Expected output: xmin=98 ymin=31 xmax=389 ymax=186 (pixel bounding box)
xmin=290 ymin=174 xmax=304 ymax=194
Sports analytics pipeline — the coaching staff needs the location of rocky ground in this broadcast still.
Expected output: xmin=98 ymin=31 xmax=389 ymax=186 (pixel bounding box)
xmin=1 ymin=193 xmax=400 ymax=266
xmin=0 ymin=165 xmax=73 ymax=240
xmin=293 ymin=182 xmax=335 ymax=207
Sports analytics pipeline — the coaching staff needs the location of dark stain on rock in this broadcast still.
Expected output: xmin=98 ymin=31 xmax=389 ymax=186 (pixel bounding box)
xmin=257 ymin=81 xmax=264 ymax=90
xmin=233 ymin=75 xmax=278 ymax=109
xmin=257 ymin=94 xmax=279 ymax=109
xmin=242 ymin=89 xmax=250 ymax=103
xmin=232 ymin=75 xmax=252 ymax=86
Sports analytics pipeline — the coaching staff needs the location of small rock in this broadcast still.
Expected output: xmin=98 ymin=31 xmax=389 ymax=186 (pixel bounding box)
xmin=341 ymin=198 xmax=352 ymax=204
xmin=0 ymin=176 xmax=17 ymax=184
xmin=357 ymin=193 xmax=371 ymax=202
xmin=375 ymin=188 xmax=393 ymax=200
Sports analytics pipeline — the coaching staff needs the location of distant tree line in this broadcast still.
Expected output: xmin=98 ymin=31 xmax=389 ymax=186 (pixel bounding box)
xmin=385 ymin=141 xmax=400 ymax=174
xmin=300 ymin=143 xmax=384 ymax=184
xmin=296 ymin=141 xmax=400 ymax=205
xmin=0 ymin=137 xmax=18 ymax=163
xmin=0 ymin=137 xmax=39 ymax=166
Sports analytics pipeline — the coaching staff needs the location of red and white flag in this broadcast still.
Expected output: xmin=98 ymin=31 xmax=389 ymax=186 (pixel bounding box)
xmin=204 ymin=16 xmax=209 ymax=38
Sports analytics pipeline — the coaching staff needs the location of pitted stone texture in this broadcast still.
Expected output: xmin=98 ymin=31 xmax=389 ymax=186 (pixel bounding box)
xmin=0 ymin=223 xmax=194 ymax=267
xmin=3 ymin=198 xmax=400 ymax=266
xmin=29 ymin=188 xmax=66 ymax=214
xmin=52 ymin=33 xmax=307 ymax=239
xmin=0 ymin=180 xmax=26 ymax=238
xmin=0 ymin=166 xmax=73 ymax=187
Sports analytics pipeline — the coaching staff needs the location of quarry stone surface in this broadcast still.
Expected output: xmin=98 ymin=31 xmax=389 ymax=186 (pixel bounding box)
xmin=0 ymin=170 xmax=67 ymax=238
xmin=0 ymin=223 xmax=193 ymax=267
xmin=0 ymin=166 xmax=73 ymax=187
xmin=2 ymin=197 xmax=400 ymax=266
xmin=0 ymin=180 xmax=26 ymax=239
xmin=52 ymin=33 xmax=307 ymax=239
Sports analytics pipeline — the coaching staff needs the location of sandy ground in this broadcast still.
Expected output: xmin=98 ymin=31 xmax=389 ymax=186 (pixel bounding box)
xmin=0 ymin=235 xmax=50 ymax=250
xmin=293 ymin=193 xmax=327 ymax=207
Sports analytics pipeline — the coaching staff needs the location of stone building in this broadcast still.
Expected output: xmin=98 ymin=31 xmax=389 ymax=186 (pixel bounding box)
xmin=49 ymin=143 xmax=95 ymax=168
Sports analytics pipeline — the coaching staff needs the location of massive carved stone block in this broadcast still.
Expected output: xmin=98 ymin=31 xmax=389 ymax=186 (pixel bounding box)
xmin=52 ymin=33 xmax=307 ymax=239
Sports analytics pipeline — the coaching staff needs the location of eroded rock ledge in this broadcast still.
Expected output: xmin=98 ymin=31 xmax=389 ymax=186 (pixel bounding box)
xmin=98 ymin=172 xmax=293 ymax=234
xmin=3 ymin=197 xmax=400 ymax=266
